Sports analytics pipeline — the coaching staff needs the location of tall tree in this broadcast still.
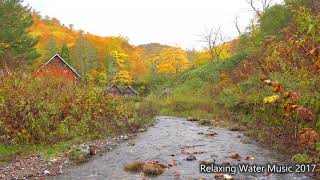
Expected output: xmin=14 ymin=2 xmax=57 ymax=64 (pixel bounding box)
xmin=0 ymin=0 xmax=39 ymax=71
xmin=60 ymin=43 xmax=70 ymax=63
xmin=72 ymin=36 xmax=98 ymax=75
xmin=44 ymin=37 xmax=58 ymax=58
xmin=105 ymin=55 xmax=118 ymax=81
xmin=157 ymin=48 xmax=190 ymax=74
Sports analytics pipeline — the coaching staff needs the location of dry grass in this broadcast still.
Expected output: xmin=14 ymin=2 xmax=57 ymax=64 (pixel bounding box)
xmin=124 ymin=161 xmax=144 ymax=172
xmin=142 ymin=163 xmax=166 ymax=176
xmin=124 ymin=161 xmax=166 ymax=176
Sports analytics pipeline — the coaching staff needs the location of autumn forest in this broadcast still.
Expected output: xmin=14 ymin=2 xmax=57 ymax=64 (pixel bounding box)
xmin=0 ymin=0 xmax=320 ymax=179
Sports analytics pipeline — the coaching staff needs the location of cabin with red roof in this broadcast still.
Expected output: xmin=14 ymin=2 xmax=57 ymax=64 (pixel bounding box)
xmin=34 ymin=54 xmax=80 ymax=80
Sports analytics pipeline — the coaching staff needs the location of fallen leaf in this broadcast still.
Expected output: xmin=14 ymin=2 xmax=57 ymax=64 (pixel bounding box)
xmin=244 ymin=156 xmax=255 ymax=160
xmin=224 ymin=174 xmax=234 ymax=180
xmin=229 ymin=153 xmax=241 ymax=161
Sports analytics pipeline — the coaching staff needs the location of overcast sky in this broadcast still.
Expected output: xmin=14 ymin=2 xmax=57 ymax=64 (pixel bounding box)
xmin=23 ymin=0 xmax=283 ymax=50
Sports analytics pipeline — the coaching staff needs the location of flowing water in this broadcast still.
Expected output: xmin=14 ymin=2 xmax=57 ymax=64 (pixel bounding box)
xmin=53 ymin=116 xmax=311 ymax=180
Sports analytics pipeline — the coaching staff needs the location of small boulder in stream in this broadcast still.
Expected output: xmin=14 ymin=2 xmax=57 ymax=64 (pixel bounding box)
xmin=186 ymin=154 xmax=197 ymax=161
xmin=187 ymin=117 xmax=199 ymax=121
xmin=67 ymin=144 xmax=92 ymax=163
xmin=199 ymin=119 xmax=212 ymax=125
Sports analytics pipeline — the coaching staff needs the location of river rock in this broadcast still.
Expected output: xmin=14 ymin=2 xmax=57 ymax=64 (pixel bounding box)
xmin=200 ymin=159 xmax=215 ymax=166
xmin=120 ymin=135 xmax=129 ymax=140
xmin=68 ymin=144 xmax=91 ymax=162
xmin=223 ymin=174 xmax=234 ymax=180
xmin=186 ymin=155 xmax=196 ymax=161
xmin=138 ymin=128 xmax=146 ymax=132
xmin=43 ymin=170 xmax=51 ymax=175
xmin=187 ymin=117 xmax=199 ymax=121
xmin=89 ymin=145 xmax=97 ymax=155
xmin=228 ymin=126 xmax=241 ymax=131
xmin=79 ymin=144 xmax=90 ymax=155
xmin=199 ymin=119 xmax=211 ymax=125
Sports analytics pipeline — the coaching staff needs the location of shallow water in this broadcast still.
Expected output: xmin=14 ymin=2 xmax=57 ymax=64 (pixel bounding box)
xmin=53 ymin=116 xmax=310 ymax=180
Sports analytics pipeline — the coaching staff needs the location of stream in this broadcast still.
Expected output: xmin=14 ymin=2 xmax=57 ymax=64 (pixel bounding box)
xmin=53 ymin=116 xmax=310 ymax=180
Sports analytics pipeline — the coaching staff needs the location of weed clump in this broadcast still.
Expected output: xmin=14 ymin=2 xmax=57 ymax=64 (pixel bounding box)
xmin=142 ymin=163 xmax=166 ymax=176
xmin=124 ymin=161 xmax=144 ymax=172
xmin=124 ymin=161 xmax=166 ymax=176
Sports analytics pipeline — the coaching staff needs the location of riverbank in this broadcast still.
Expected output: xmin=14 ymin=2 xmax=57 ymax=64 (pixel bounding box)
xmin=0 ymin=132 xmax=143 ymax=179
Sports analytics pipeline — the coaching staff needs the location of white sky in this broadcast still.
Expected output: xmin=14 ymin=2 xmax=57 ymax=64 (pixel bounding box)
xmin=23 ymin=0 xmax=283 ymax=50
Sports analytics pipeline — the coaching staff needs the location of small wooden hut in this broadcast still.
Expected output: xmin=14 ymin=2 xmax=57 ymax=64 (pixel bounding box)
xmin=160 ymin=88 xmax=171 ymax=98
xmin=107 ymin=84 xmax=122 ymax=96
xmin=34 ymin=54 xmax=81 ymax=80
xmin=123 ymin=86 xmax=138 ymax=97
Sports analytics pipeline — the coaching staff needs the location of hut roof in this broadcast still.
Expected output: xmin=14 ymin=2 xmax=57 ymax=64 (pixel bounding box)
xmin=123 ymin=86 xmax=138 ymax=95
xmin=107 ymin=84 xmax=122 ymax=92
xmin=35 ymin=54 xmax=81 ymax=79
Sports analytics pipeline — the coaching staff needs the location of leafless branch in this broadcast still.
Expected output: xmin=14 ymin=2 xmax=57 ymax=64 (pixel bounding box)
xmin=234 ymin=16 xmax=242 ymax=36
xmin=247 ymin=0 xmax=273 ymax=16
xmin=201 ymin=27 xmax=226 ymax=63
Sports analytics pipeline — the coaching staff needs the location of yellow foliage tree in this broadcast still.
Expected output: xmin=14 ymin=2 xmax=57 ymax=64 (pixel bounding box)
xmin=110 ymin=50 xmax=128 ymax=69
xmin=112 ymin=70 xmax=133 ymax=85
xmin=89 ymin=69 xmax=108 ymax=86
xmin=157 ymin=48 xmax=190 ymax=74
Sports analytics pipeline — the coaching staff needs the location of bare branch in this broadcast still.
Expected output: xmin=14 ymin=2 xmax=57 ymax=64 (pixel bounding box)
xmin=247 ymin=0 xmax=261 ymax=16
xmin=234 ymin=16 xmax=242 ymax=36
xmin=247 ymin=0 xmax=273 ymax=16
xmin=201 ymin=27 xmax=226 ymax=63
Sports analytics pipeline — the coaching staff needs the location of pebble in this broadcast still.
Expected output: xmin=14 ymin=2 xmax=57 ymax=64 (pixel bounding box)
xmin=58 ymin=166 xmax=63 ymax=174
xmin=120 ymin=135 xmax=129 ymax=140
xmin=138 ymin=128 xmax=146 ymax=132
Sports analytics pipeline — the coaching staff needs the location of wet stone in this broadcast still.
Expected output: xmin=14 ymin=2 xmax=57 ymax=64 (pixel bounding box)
xmin=186 ymin=155 xmax=197 ymax=161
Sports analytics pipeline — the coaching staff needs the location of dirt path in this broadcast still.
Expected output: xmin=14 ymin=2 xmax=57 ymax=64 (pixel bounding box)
xmin=52 ymin=116 xmax=310 ymax=179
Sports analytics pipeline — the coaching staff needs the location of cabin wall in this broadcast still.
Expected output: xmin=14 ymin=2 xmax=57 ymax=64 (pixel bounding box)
xmin=35 ymin=57 xmax=77 ymax=80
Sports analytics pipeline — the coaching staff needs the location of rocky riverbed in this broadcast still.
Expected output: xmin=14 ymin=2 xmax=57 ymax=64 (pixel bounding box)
xmin=51 ymin=116 xmax=311 ymax=180
xmin=0 ymin=134 xmax=135 ymax=179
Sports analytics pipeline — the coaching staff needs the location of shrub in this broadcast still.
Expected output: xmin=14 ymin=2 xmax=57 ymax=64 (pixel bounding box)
xmin=260 ymin=5 xmax=292 ymax=36
xmin=0 ymin=74 xmax=141 ymax=145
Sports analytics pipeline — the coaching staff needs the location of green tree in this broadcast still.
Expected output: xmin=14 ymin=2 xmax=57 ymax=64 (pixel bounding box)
xmin=0 ymin=0 xmax=39 ymax=70
xmin=105 ymin=55 xmax=118 ymax=81
xmin=60 ymin=43 xmax=70 ymax=63
xmin=71 ymin=36 xmax=98 ymax=75
xmin=44 ymin=37 xmax=58 ymax=58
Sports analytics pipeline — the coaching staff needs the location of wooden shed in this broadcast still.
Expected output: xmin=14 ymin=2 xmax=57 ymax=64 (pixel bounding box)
xmin=107 ymin=84 xmax=122 ymax=96
xmin=160 ymin=88 xmax=171 ymax=98
xmin=123 ymin=86 xmax=138 ymax=97
xmin=34 ymin=54 xmax=81 ymax=80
